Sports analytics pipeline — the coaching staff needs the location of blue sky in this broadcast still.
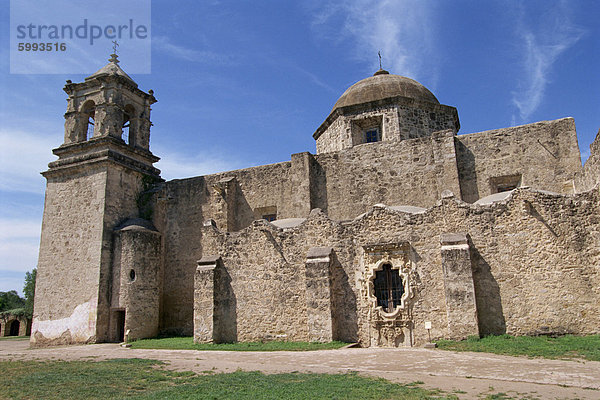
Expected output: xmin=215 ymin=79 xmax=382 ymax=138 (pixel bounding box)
xmin=1 ymin=0 xmax=599 ymax=295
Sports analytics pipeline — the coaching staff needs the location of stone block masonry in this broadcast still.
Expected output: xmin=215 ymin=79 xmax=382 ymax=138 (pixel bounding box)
xmin=193 ymin=188 xmax=600 ymax=346
xmin=440 ymin=233 xmax=478 ymax=340
xmin=304 ymin=247 xmax=334 ymax=342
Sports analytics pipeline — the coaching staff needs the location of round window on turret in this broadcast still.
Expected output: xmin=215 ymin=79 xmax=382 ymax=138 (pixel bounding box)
xmin=129 ymin=269 xmax=136 ymax=282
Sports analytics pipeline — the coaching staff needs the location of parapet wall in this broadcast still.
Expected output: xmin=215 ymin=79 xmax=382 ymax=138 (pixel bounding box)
xmin=456 ymin=118 xmax=582 ymax=203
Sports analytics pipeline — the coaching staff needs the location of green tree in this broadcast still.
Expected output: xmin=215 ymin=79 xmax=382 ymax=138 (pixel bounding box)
xmin=0 ymin=290 xmax=25 ymax=312
xmin=24 ymin=268 xmax=37 ymax=317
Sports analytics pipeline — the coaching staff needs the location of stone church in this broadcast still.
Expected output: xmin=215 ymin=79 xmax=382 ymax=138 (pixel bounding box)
xmin=31 ymin=55 xmax=600 ymax=347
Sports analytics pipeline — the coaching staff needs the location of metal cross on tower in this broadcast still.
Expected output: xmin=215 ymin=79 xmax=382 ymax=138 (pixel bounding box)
xmin=108 ymin=41 xmax=120 ymax=64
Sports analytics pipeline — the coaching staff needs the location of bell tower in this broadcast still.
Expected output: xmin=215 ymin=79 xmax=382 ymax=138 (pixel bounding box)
xmin=32 ymin=54 xmax=161 ymax=346
xmin=62 ymin=53 xmax=155 ymax=149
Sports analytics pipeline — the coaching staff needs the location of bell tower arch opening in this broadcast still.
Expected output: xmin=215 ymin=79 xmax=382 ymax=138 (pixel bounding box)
xmin=122 ymin=104 xmax=137 ymax=145
xmin=80 ymin=100 xmax=96 ymax=141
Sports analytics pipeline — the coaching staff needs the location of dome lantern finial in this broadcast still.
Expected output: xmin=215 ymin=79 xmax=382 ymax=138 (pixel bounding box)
xmin=374 ymin=68 xmax=389 ymax=76
xmin=374 ymin=51 xmax=389 ymax=76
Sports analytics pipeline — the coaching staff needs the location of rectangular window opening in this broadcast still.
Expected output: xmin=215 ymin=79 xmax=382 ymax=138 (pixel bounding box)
xmin=254 ymin=206 xmax=277 ymax=222
xmin=490 ymin=174 xmax=522 ymax=194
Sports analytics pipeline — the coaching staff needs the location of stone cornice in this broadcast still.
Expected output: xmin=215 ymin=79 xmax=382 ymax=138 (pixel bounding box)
xmin=43 ymin=137 xmax=161 ymax=178
xmin=63 ymin=75 xmax=156 ymax=105
xmin=53 ymin=136 xmax=159 ymax=162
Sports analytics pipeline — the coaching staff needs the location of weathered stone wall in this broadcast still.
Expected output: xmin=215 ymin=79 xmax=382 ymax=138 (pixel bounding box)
xmin=313 ymin=129 xmax=462 ymax=220
xmin=156 ymin=160 xmax=310 ymax=334
xmin=315 ymin=99 xmax=458 ymax=154
xmin=161 ymin=131 xmax=466 ymax=335
xmin=32 ymin=167 xmax=108 ymax=346
xmin=574 ymin=128 xmax=600 ymax=192
xmin=198 ymin=210 xmax=355 ymax=343
xmin=194 ymin=188 xmax=600 ymax=346
xmin=456 ymin=118 xmax=582 ymax=203
xmin=153 ymin=177 xmax=206 ymax=335
xmin=466 ymin=189 xmax=600 ymax=336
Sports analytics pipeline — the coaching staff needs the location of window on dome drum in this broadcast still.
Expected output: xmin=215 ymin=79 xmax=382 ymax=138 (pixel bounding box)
xmin=351 ymin=115 xmax=382 ymax=146
xmin=373 ymin=263 xmax=404 ymax=313
xmin=263 ymin=214 xmax=277 ymax=222
xmin=365 ymin=128 xmax=379 ymax=143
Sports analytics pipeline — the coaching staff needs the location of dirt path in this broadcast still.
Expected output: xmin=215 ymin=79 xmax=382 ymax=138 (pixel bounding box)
xmin=1 ymin=338 xmax=599 ymax=399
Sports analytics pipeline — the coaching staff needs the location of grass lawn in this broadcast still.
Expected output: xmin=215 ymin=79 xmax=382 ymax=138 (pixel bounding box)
xmin=0 ymin=359 xmax=458 ymax=400
xmin=0 ymin=335 xmax=28 ymax=341
xmin=129 ymin=337 xmax=350 ymax=351
xmin=437 ymin=334 xmax=600 ymax=361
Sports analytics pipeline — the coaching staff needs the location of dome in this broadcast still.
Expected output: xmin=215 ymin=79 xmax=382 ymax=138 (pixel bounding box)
xmin=332 ymin=69 xmax=439 ymax=111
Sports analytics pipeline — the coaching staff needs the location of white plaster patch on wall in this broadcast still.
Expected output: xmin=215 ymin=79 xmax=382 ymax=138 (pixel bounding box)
xmin=32 ymin=297 xmax=97 ymax=341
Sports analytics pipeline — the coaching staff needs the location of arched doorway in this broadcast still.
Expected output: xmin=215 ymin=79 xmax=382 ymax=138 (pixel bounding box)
xmin=9 ymin=320 xmax=20 ymax=336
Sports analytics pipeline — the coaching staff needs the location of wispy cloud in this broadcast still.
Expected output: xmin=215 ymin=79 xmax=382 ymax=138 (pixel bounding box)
xmin=0 ymin=129 xmax=59 ymax=194
xmin=290 ymin=65 xmax=337 ymax=93
xmin=511 ymin=2 xmax=584 ymax=123
xmin=153 ymin=35 xmax=237 ymax=65
xmin=308 ymin=0 xmax=438 ymax=82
